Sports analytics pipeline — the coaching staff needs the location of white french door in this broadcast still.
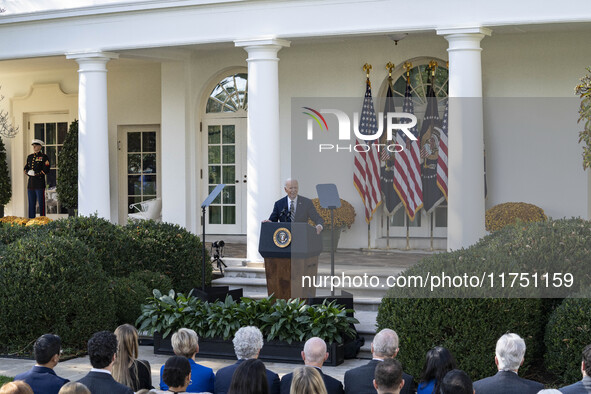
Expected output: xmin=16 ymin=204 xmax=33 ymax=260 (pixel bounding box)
xmin=202 ymin=117 xmax=247 ymax=234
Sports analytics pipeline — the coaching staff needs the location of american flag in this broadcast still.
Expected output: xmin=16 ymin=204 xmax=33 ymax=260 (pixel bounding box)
xmin=437 ymin=99 xmax=449 ymax=201
xmin=379 ymin=80 xmax=402 ymax=215
xmin=353 ymin=81 xmax=382 ymax=223
xmin=393 ymin=80 xmax=423 ymax=221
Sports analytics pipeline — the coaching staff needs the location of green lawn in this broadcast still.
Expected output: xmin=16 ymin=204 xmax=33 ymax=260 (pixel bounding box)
xmin=0 ymin=375 xmax=13 ymax=385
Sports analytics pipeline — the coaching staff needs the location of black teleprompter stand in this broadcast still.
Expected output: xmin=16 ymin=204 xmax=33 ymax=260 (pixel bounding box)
xmin=192 ymin=184 xmax=243 ymax=302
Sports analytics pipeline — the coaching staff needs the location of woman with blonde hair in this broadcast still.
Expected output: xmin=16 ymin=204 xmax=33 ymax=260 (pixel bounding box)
xmin=159 ymin=328 xmax=215 ymax=393
xmin=0 ymin=381 xmax=34 ymax=394
xmin=290 ymin=366 xmax=328 ymax=394
xmin=57 ymin=382 xmax=91 ymax=394
xmin=113 ymin=324 xmax=152 ymax=391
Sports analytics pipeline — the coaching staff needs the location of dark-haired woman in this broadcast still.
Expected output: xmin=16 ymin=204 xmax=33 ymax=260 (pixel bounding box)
xmin=417 ymin=346 xmax=457 ymax=394
xmin=162 ymin=356 xmax=192 ymax=393
xmin=227 ymin=359 xmax=269 ymax=394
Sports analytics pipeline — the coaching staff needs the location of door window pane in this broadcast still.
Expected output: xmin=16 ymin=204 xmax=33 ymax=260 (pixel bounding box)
xmin=34 ymin=124 xmax=44 ymax=141
xmin=143 ymin=132 xmax=157 ymax=152
xmin=223 ymin=186 xmax=235 ymax=204
xmin=45 ymin=123 xmax=57 ymax=145
xmin=142 ymin=153 xmax=157 ymax=173
xmin=222 ymin=125 xmax=235 ymax=144
xmin=223 ymin=206 xmax=236 ymax=224
xmin=222 ymin=166 xmax=235 ymax=184
xmin=208 ymin=126 xmax=221 ymax=144
xmin=208 ymin=146 xmax=221 ymax=164
xmin=143 ymin=175 xmax=157 ymax=195
xmin=126 ymin=130 xmax=159 ymax=218
xmin=128 ymin=132 xmax=141 ymax=152
xmin=209 ymin=166 xmax=221 ymax=184
xmin=222 ymin=146 xmax=235 ymax=164
xmin=209 ymin=206 xmax=221 ymax=224
xmin=46 ymin=146 xmax=57 ymax=169
xmin=128 ymin=175 xmax=141 ymax=195
xmin=208 ymin=186 xmax=221 ymax=204
xmin=128 ymin=154 xmax=141 ymax=174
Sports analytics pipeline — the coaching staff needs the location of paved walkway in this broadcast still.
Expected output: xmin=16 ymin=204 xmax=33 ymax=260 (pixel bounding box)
xmin=0 ymin=345 xmax=367 ymax=385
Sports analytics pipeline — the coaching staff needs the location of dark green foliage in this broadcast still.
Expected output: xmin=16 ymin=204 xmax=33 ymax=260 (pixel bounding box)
xmin=545 ymin=289 xmax=591 ymax=384
xmin=40 ymin=216 xmax=139 ymax=276
xmin=0 ymin=136 xmax=11 ymax=207
xmin=0 ymin=234 xmax=116 ymax=354
xmin=111 ymin=271 xmax=173 ymax=325
xmin=377 ymin=218 xmax=591 ymax=381
xmin=126 ymin=220 xmax=211 ymax=292
xmin=0 ymin=376 xmax=13 ymax=385
xmin=0 ymin=222 xmax=30 ymax=245
xmin=137 ymin=291 xmax=358 ymax=344
xmin=377 ymin=298 xmax=546 ymax=381
xmin=56 ymin=120 xmax=78 ymax=209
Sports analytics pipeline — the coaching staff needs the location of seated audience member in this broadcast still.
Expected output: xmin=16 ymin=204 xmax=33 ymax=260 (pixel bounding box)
xmin=159 ymin=328 xmax=215 ymax=393
xmin=473 ymin=333 xmax=544 ymax=394
xmin=113 ymin=324 xmax=152 ymax=391
xmin=559 ymin=344 xmax=591 ymax=393
xmin=0 ymin=381 xmax=33 ymax=394
xmin=228 ymin=359 xmax=269 ymax=394
xmin=215 ymin=326 xmax=280 ymax=394
xmin=77 ymin=331 xmax=134 ymax=394
xmin=162 ymin=356 xmax=192 ymax=394
xmin=290 ymin=366 xmax=327 ymax=394
xmin=280 ymin=337 xmax=343 ymax=394
xmin=373 ymin=359 xmax=405 ymax=394
xmin=14 ymin=334 xmax=69 ymax=394
xmin=439 ymin=369 xmax=473 ymax=394
xmin=57 ymin=382 xmax=91 ymax=394
xmin=344 ymin=329 xmax=414 ymax=394
xmin=417 ymin=346 xmax=457 ymax=394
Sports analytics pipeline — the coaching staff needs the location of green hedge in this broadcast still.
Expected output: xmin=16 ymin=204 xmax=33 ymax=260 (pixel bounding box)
xmin=377 ymin=218 xmax=591 ymax=382
xmin=545 ymin=289 xmax=591 ymax=384
xmin=0 ymin=235 xmax=116 ymax=354
xmin=0 ymin=216 xmax=209 ymax=354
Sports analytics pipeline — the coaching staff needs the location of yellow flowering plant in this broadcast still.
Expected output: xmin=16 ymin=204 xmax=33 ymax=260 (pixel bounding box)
xmin=0 ymin=216 xmax=52 ymax=226
xmin=310 ymin=198 xmax=356 ymax=230
xmin=485 ymin=202 xmax=547 ymax=232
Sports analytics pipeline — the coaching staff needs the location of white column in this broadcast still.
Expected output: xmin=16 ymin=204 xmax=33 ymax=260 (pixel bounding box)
xmin=66 ymin=51 xmax=118 ymax=220
xmin=437 ymin=27 xmax=491 ymax=251
xmin=235 ymin=38 xmax=290 ymax=262
xmin=161 ymin=61 xmax=189 ymax=228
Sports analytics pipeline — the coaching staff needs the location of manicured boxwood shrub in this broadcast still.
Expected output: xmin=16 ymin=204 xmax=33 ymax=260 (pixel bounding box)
xmin=111 ymin=271 xmax=173 ymax=326
xmin=0 ymin=234 xmax=116 ymax=354
xmin=126 ymin=220 xmax=211 ymax=292
xmin=0 ymin=222 xmax=30 ymax=245
xmin=544 ymin=289 xmax=591 ymax=384
xmin=377 ymin=218 xmax=591 ymax=381
xmin=377 ymin=297 xmax=546 ymax=381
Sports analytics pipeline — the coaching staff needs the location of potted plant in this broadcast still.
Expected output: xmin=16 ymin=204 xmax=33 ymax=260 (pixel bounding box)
xmin=310 ymin=198 xmax=356 ymax=252
xmin=57 ymin=120 xmax=78 ymax=216
xmin=136 ymin=290 xmax=358 ymax=366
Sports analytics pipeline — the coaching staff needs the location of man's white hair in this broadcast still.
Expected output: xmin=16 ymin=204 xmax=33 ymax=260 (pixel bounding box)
xmin=303 ymin=337 xmax=327 ymax=364
xmin=495 ymin=333 xmax=526 ymax=371
xmin=284 ymin=178 xmax=298 ymax=187
xmin=372 ymin=328 xmax=399 ymax=358
xmin=233 ymin=326 xmax=264 ymax=359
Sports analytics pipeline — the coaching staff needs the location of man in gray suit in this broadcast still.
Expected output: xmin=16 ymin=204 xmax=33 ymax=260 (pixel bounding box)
xmin=560 ymin=344 xmax=591 ymax=393
xmin=473 ymin=333 xmax=544 ymax=394
xmin=344 ymin=329 xmax=413 ymax=394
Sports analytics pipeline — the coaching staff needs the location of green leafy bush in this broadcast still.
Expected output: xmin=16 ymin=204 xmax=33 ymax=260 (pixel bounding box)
xmin=137 ymin=291 xmax=358 ymax=344
xmin=111 ymin=271 xmax=173 ymax=326
xmin=56 ymin=120 xmax=78 ymax=209
xmin=378 ymin=298 xmax=547 ymax=381
xmin=0 ymin=234 xmax=116 ymax=354
xmin=0 ymin=136 xmax=11 ymax=208
xmin=0 ymin=222 xmax=30 ymax=245
xmin=126 ymin=221 xmax=211 ymax=292
xmin=545 ymin=289 xmax=591 ymax=384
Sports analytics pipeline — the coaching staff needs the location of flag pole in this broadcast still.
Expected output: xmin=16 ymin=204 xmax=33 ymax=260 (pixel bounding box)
xmin=430 ymin=211 xmax=434 ymax=251
xmin=405 ymin=214 xmax=410 ymax=250
xmin=386 ymin=215 xmax=390 ymax=249
xmin=367 ymin=223 xmax=371 ymax=249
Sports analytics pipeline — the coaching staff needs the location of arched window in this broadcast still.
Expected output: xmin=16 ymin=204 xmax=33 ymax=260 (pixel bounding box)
xmin=206 ymin=73 xmax=248 ymax=113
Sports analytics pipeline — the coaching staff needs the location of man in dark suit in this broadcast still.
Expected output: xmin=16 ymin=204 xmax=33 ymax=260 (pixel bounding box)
xmin=344 ymin=329 xmax=414 ymax=394
xmin=14 ymin=334 xmax=69 ymax=394
xmin=560 ymin=344 xmax=591 ymax=393
xmin=215 ymin=326 xmax=280 ymax=394
xmin=373 ymin=359 xmax=405 ymax=394
xmin=78 ymin=331 xmax=133 ymax=394
xmin=473 ymin=333 xmax=544 ymax=394
xmin=266 ymin=179 xmax=324 ymax=234
xmin=280 ymin=337 xmax=343 ymax=394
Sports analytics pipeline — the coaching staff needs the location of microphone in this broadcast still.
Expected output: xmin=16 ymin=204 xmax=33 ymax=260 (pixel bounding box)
xmin=279 ymin=207 xmax=287 ymax=221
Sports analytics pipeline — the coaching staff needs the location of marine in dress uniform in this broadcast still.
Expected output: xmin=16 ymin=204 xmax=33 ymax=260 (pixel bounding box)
xmin=24 ymin=139 xmax=50 ymax=218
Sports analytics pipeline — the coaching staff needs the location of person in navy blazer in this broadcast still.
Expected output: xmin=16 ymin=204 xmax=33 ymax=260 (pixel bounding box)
xmin=559 ymin=344 xmax=591 ymax=393
xmin=14 ymin=334 xmax=69 ymax=394
xmin=77 ymin=331 xmax=133 ymax=394
xmin=280 ymin=337 xmax=343 ymax=394
xmin=473 ymin=333 xmax=544 ymax=394
xmin=266 ymin=179 xmax=324 ymax=234
xmin=344 ymin=329 xmax=414 ymax=394
xmin=215 ymin=326 xmax=280 ymax=394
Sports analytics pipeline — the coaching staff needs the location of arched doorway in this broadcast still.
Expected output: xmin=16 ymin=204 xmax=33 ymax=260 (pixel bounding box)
xmin=202 ymin=72 xmax=248 ymax=234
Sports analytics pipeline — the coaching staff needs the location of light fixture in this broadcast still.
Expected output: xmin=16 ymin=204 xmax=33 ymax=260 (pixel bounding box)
xmin=388 ymin=33 xmax=408 ymax=45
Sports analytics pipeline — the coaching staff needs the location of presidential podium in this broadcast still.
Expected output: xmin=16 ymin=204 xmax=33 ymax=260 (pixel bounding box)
xmin=258 ymin=222 xmax=322 ymax=300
